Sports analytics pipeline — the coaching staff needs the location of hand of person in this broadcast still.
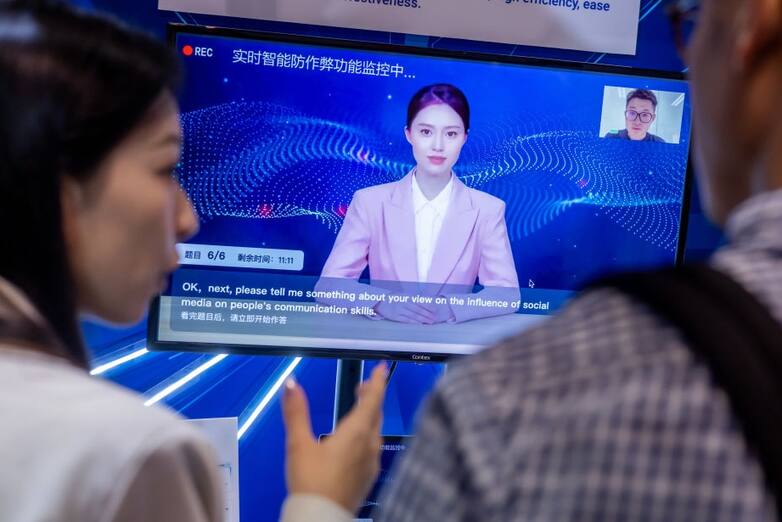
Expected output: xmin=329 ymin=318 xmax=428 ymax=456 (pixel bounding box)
xmin=282 ymin=363 xmax=388 ymax=514
xmin=430 ymin=298 xmax=455 ymax=324
xmin=374 ymin=298 xmax=436 ymax=324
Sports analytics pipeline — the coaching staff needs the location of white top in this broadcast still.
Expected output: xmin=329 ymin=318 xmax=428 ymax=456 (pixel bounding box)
xmin=411 ymin=173 xmax=453 ymax=282
xmin=0 ymin=277 xmax=352 ymax=522
xmin=281 ymin=495 xmax=352 ymax=522
xmin=0 ymin=346 xmax=224 ymax=522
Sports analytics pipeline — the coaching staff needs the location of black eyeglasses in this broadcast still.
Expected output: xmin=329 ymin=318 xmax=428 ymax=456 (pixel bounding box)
xmin=666 ymin=0 xmax=701 ymax=59
xmin=625 ymin=110 xmax=655 ymax=123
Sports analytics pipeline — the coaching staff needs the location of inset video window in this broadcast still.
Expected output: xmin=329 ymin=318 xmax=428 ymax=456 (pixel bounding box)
xmin=599 ymin=86 xmax=686 ymax=144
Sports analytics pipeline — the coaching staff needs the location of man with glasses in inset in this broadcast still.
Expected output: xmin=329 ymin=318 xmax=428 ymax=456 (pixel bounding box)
xmin=605 ymin=88 xmax=666 ymax=142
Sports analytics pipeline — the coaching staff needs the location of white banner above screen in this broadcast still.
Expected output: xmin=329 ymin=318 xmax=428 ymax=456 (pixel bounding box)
xmin=158 ymin=0 xmax=641 ymax=55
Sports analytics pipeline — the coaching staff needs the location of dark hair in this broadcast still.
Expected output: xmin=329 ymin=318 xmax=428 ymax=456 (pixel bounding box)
xmin=626 ymin=88 xmax=658 ymax=110
xmin=406 ymin=83 xmax=470 ymax=132
xmin=0 ymin=1 xmax=181 ymax=367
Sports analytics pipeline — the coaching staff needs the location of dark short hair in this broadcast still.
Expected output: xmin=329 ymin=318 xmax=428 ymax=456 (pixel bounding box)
xmin=406 ymin=84 xmax=470 ymax=132
xmin=626 ymin=89 xmax=658 ymax=110
xmin=0 ymin=1 xmax=181 ymax=367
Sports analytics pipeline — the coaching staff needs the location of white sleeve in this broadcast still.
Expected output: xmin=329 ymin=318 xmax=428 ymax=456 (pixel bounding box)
xmin=280 ymin=494 xmax=354 ymax=522
xmin=104 ymin=435 xmax=224 ymax=522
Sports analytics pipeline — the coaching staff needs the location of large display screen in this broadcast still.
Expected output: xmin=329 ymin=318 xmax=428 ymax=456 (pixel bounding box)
xmin=148 ymin=25 xmax=692 ymax=361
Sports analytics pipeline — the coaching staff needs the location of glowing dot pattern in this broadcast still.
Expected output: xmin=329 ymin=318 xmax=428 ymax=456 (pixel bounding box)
xmin=178 ymin=102 xmax=688 ymax=251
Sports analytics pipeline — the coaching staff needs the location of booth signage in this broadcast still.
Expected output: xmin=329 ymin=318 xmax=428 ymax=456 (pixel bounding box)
xmin=158 ymin=0 xmax=641 ymax=55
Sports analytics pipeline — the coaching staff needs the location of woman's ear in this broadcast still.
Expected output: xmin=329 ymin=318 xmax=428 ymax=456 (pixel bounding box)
xmin=404 ymin=126 xmax=413 ymax=145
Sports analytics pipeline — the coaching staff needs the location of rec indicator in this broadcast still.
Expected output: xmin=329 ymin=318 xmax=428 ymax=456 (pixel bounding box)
xmin=182 ymin=44 xmax=214 ymax=57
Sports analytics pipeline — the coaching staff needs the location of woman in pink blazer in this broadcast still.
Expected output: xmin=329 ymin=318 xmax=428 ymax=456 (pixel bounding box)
xmin=318 ymin=84 xmax=520 ymax=324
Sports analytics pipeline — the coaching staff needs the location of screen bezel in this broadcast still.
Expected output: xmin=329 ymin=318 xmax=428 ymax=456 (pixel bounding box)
xmin=147 ymin=23 xmax=694 ymax=363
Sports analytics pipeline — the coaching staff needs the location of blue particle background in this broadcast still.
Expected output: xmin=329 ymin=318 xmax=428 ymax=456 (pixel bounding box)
xmin=175 ymin=34 xmax=692 ymax=290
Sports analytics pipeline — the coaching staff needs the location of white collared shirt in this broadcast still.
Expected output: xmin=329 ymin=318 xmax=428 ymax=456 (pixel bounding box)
xmin=412 ymin=173 xmax=454 ymax=282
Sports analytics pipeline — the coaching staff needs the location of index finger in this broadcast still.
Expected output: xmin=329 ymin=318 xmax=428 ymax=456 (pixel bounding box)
xmin=353 ymin=363 xmax=388 ymax=424
xmin=404 ymin=304 xmax=436 ymax=322
xmin=416 ymin=302 xmax=437 ymax=313
xmin=281 ymin=378 xmax=316 ymax=450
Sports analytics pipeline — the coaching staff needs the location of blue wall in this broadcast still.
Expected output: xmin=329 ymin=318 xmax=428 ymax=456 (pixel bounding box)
xmin=76 ymin=1 xmax=724 ymax=520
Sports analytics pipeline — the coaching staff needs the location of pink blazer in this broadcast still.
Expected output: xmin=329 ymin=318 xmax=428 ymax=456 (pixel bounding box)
xmin=319 ymin=172 xmax=520 ymax=322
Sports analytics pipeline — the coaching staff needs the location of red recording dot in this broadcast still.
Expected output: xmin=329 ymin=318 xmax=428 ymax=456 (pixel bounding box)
xmin=182 ymin=45 xmax=194 ymax=56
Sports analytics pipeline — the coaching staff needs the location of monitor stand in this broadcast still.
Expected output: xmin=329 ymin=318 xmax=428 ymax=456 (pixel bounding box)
xmin=332 ymin=359 xmax=400 ymax=428
xmin=333 ymin=358 xmax=364 ymax=428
